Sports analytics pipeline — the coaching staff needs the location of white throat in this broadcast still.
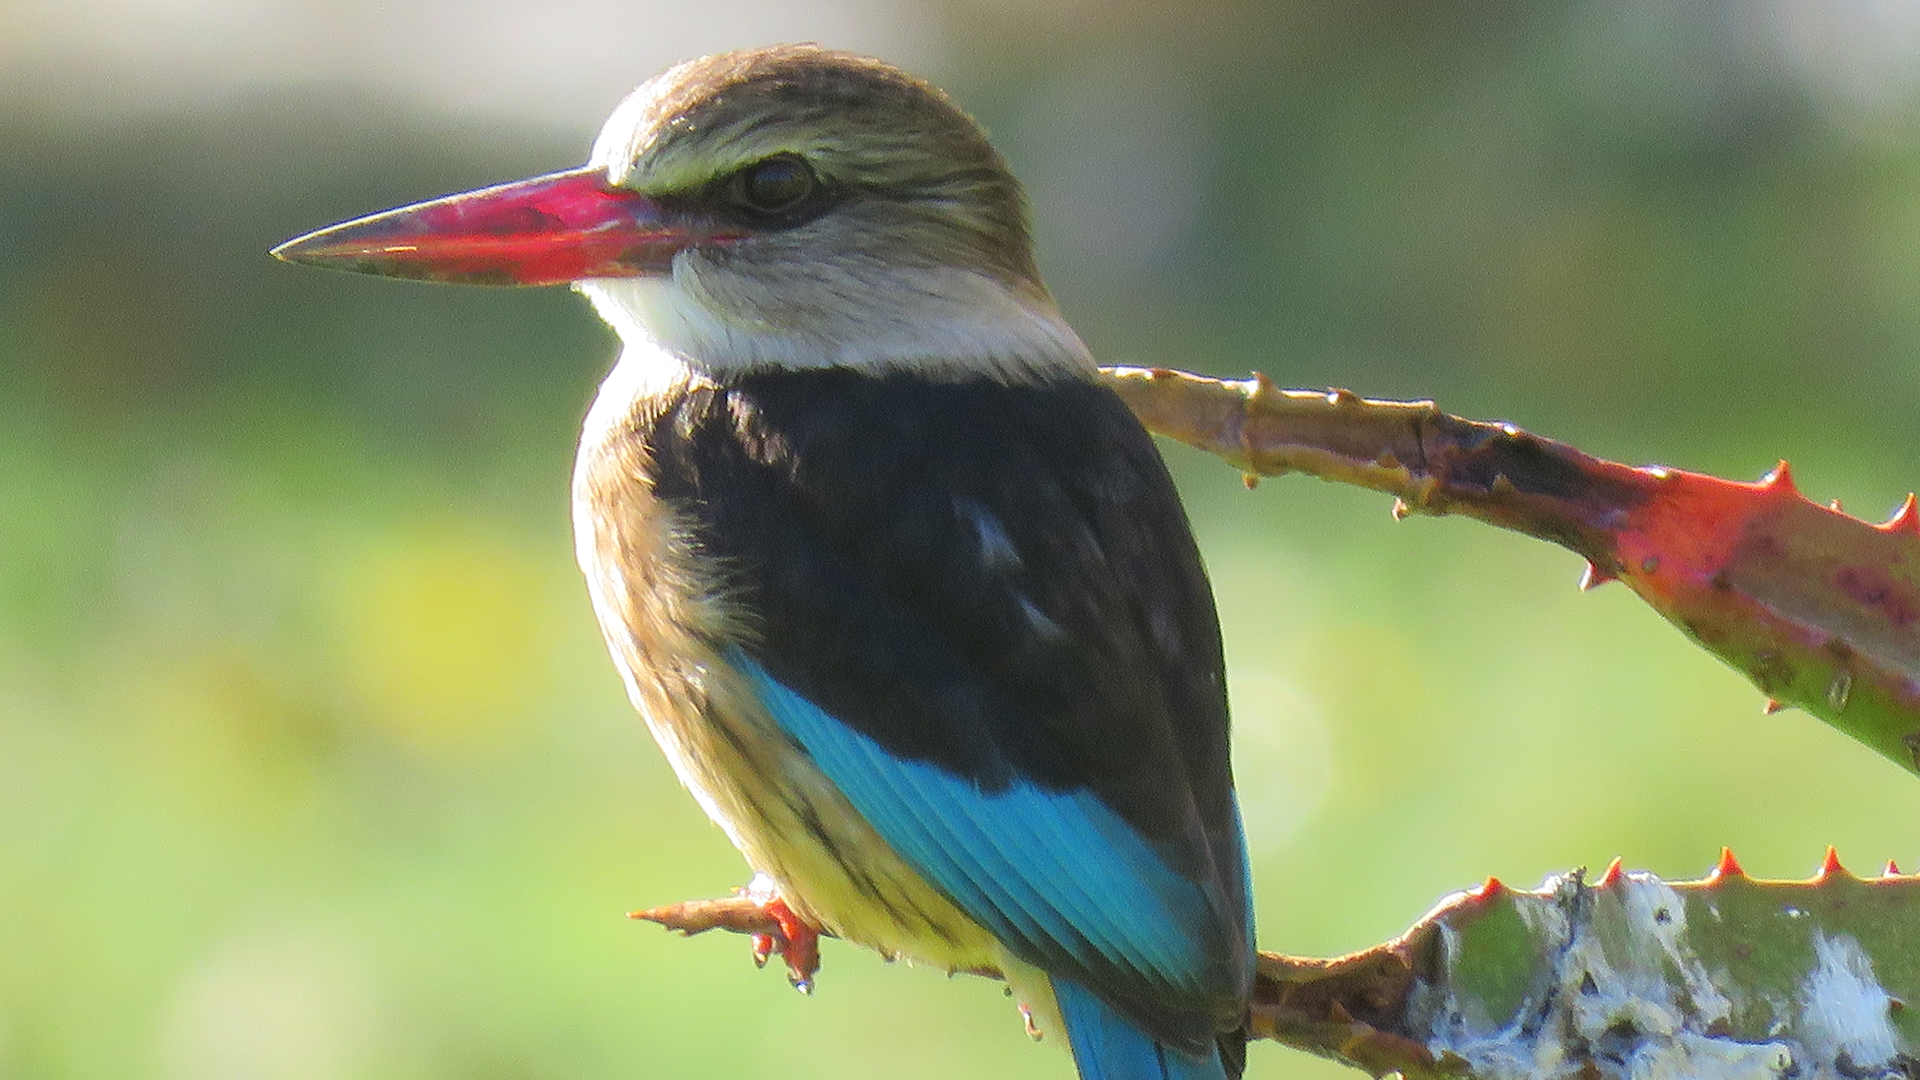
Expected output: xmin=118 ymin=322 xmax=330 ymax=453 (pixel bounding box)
xmin=575 ymin=258 xmax=1094 ymax=384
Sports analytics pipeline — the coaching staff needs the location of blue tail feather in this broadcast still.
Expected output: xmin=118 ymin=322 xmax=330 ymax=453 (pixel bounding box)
xmin=1053 ymin=977 xmax=1227 ymax=1080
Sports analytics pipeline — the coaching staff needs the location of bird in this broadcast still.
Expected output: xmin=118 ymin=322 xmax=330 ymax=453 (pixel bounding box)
xmin=274 ymin=44 xmax=1255 ymax=1080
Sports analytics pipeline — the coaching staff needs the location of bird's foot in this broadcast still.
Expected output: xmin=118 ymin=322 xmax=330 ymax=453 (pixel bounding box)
xmin=738 ymin=874 xmax=821 ymax=993
xmin=747 ymin=894 xmax=822 ymax=993
xmin=627 ymin=879 xmax=824 ymax=992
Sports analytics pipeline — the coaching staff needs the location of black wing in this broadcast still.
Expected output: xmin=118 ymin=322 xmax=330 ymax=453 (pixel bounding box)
xmin=644 ymin=369 xmax=1250 ymax=1042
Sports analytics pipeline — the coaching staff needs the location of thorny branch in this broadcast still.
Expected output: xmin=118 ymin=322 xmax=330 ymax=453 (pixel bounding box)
xmin=631 ymin=894 xmax=1435 ymax=1075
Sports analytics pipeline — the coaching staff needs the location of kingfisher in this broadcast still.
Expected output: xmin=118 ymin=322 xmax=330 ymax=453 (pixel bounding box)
xmin=274 ymin=45 xmax=1255 ymax=1080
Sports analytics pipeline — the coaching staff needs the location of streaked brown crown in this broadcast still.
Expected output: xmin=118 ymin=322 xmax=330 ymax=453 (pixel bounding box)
xmin=596 ymin=44 xmax=1042 ymax=293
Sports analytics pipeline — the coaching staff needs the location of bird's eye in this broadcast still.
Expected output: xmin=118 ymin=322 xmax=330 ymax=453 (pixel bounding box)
xmin=729 ymin=154 xmax=821 ymax=219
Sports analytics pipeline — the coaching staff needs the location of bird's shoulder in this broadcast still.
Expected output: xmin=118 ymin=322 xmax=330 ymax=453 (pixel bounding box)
xmin=632 ymin=367 xmax=1232 ymax=842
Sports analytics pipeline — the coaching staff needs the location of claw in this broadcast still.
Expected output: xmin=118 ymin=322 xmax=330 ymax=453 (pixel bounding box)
xmin=1020 ymin=1001 xmax=1044 ymax=1041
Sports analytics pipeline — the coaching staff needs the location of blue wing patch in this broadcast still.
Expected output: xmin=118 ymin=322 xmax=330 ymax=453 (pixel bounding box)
xmin=1054 ymin=976 xmax=1228 ymax=1080
xmin=731 ymin=648 xmax=1226 ymax=996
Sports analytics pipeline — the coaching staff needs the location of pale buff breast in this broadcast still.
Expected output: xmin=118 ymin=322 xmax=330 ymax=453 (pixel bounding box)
xmin=567 ymin=350 xmax=1011 ymax=980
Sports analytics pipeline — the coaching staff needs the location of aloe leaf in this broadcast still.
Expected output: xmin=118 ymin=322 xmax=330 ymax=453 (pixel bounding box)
xmin=1253 ymin=852 xmax=1920 ymax=1079
xmin=1100 ymin=366 xmax=1920 ymax=778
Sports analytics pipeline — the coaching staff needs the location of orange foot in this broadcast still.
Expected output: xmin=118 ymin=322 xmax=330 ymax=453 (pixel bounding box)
xmin=741 ymin=881 xmax=821 ymax=993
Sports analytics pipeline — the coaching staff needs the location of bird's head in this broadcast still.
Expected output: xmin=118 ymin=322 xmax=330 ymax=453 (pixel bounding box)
xmin=273 ymin=45 xmax=1091 ymax=379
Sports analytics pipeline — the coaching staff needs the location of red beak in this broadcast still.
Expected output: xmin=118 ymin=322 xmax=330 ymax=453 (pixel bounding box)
xmin=271 ymin=167 xmax=728 ymax=286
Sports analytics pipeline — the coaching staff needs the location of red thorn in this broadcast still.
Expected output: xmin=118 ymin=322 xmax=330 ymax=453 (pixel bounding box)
xmin=1762 ymin=460 xmax=1798 ymax=496
xmin=1579 ymin=561 xmax=1616 ymax=591
xmin=1817 ymin=845 xmax=1845 ymax=881
xmin=1711 ymin=847 xmax=1744 ymax=881
xmin=1763 ymin=698 xmax=1786 ymax=715
xmin=1884 ymin=494 xmax=1920 ymax=535
xmin=1885 ymin=859 xmax=1904 ymax=878
xmin=1476 ymin=875 xmax=1506 ymax=899
xmin=1596 ymin=856 xmax=1624 ymax=888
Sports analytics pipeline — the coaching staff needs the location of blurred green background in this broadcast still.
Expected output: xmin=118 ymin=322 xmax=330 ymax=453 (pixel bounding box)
xmin=6 ymin=1 xmax=1920 ymax=1077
